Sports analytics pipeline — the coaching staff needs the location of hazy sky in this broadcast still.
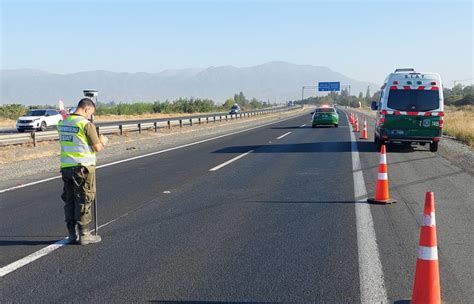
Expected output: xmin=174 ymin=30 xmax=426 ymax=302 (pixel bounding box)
xmin=1 ymin=0 xmax=472 ymax=86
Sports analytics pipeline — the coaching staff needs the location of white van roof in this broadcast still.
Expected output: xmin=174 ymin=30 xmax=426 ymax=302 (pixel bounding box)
xmin=382 ymin=68 xmax=442 ymax=90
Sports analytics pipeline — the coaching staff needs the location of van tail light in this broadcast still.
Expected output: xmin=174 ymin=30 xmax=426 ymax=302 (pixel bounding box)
xmin=433 ymin=137 xmax=441 ymax=142
xmin=439 ymin=118 xmax=444 ymax=129
xmin=379 ymin=110 xmax=387 ymax=127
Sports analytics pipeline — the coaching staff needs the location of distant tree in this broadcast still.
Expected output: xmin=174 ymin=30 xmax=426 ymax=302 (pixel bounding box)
xmin=223 ymin=98 xmax=235 ymax=109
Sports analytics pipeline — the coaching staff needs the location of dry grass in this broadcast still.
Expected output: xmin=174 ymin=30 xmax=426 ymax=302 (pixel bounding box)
xmin=444 ymin=106 xmax=474 ymax=147
xmin=0 ymin=118 xmax=16 ymax=128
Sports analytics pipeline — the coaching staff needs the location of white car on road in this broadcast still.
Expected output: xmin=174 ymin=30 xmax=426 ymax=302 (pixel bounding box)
xmin=16 ymin=109 xmax=64 ymax=132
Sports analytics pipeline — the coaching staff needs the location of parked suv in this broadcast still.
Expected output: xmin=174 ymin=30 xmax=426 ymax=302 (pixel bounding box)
xmin=371 ymin=68 xmax=444 ymax=152
xmin=16 ymin=109 xmax=64 ymax=132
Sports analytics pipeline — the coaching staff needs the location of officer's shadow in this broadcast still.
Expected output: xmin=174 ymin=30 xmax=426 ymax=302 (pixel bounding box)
xmin=0 ymin=236 xmax=63 ymax=246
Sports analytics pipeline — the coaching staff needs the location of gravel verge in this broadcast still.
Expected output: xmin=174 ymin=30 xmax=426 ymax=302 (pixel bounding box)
xmin=0 ymin=107 xmax=309 ymax=189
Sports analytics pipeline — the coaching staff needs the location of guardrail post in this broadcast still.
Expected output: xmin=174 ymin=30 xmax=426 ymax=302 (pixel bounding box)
xmin=189 ymin=118 xmax=193 ymax=126
xmin=31 ymin=132 xmax=36 ymax=147
xmin=225 ymin=115 xmax=228 ymax=121
xmin=168 ymin=121 xmax=171 ymax=129
xmin=138 ymin=123 xmax=142 ymax=134
xmin=240 ymin=113 xmax=242 ymax=119
xmin=198 ymin=118 xmax=201 ymax=125
xmin=206 ymin=117 xmax=209 ymax=124
xmin=214 ymin=116 xmax=217 ymax=122
xmin=119 ymin=125 xmax=123 ymax=135
xmin=219 ymin=115 xmax=221 ymax=121
xmin=154 ymin=122 xmax=158 ymax=132
xmin=96 ymin=126 xmax=100 ymax=134
xmin=179 ymin=120 xmax=183 ymax=128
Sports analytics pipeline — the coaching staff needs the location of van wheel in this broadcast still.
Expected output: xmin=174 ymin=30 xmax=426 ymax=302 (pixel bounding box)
xmin=430 ymin=142 xmax=438 ymax=152
xmin=334 ymin=124 xmax=338 ymax=128
xmin=312 ymin=124 xmax=317 ymax=128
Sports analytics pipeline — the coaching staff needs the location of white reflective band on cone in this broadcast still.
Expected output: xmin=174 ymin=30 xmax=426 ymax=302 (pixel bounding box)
xmin=422 ymin=212 xmax=436 ymax=227
xmin=379 ymin=154 xmax=387 ymax=164
xmin=378 ymin=173 xmax=388 ymax=180
xmin=418 ymin=246 xmax=438 ymax=261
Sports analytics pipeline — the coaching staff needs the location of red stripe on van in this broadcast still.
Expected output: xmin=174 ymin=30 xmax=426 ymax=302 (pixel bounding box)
xmin=407 ymin=111 xmax=418 ymax=116
xmin=431 ymin=86 xmax=439 ymax=91
xmin=390 ymin=86 xmax=397 ymax=90
xmin=394 ymin=111 xmax=401 ymax=115
xmin=403 ymin=86 xmax=411 ymax=90
xmin=424 ymin=112 xmax=432 ymax=116
xmin=418 ymin=86 xmax=425 ymax=90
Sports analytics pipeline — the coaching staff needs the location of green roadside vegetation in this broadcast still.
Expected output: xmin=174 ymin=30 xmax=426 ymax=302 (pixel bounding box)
xmin=0 ymin=92 xmax=271 ymax=120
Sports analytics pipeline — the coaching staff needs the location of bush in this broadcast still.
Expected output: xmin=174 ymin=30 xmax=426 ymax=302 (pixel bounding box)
xmin=0 ymin=104 xmax=29 ymax=120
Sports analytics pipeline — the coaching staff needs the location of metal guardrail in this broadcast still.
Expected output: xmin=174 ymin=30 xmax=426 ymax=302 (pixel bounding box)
xmin=0 ymin=106 xmax=303 ymax=147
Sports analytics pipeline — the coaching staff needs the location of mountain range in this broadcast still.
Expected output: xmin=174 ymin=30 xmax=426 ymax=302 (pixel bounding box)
xmin=0 ymin=62 xmax=378 ymax=105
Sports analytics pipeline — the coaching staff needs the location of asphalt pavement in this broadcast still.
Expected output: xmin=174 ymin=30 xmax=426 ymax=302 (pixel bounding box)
xmin=0 ymin=110 xmax=472 ymax=303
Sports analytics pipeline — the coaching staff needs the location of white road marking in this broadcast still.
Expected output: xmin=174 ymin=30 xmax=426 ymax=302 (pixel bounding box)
xmin=0 ymin=114 xmax=304 ymax=194
xmin=209 ymin=150 xmax=254 ymax=171
xmin=163 ymin=191 xmax=171 ymax=194
xmin=299 ymin=124 xmax=306 ymax=127
xmin=348 ymin=114 xmax=388 ymax=304
xmin=0 ymin=213 xmax=129 ymax=278
xmin=277 ymin=132 xmax=292 ymax=139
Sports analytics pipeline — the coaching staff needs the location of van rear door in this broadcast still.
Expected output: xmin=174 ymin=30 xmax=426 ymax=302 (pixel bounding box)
xmin=384 ymin=88 xmax=441 ymax=138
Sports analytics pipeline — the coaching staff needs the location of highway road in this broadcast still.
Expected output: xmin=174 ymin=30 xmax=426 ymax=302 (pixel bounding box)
xmin=1 ymin=111 xmax=472 ymax=303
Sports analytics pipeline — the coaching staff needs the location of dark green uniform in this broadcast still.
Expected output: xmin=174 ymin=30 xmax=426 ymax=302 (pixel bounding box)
xmin=58 ymin=114 xmax=100 ymax=243
xmin=61 ymin=165 xmax=96 ymax=226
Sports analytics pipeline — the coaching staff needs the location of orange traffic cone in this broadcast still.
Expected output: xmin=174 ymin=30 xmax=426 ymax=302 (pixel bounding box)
xmin=367 ymin=145 xmax=396 ymax=204
xmin=360 ymin=119 xmax=368 ymax=139
xmin=412 ymin=192 xmax=441 ymax=304
xmin=354 ymin=116 xmax=360 ymax=132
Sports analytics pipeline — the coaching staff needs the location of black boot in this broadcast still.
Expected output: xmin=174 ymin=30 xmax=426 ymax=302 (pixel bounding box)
xmin=66 ymin=221 xmax=77 ymax=244
xmin=78 ymin=226 xmax=101 ymax=245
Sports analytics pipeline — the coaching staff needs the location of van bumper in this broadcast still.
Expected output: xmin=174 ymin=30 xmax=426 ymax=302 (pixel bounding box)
xmin=378 ymin=129 xmax=442 ymax=143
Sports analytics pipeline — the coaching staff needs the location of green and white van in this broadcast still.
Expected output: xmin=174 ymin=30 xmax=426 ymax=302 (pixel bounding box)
xmin=371 ymin=68 xmax=444 ymax=152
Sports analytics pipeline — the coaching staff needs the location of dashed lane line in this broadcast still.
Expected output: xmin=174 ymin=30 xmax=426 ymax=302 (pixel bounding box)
xmin=276 ymin=132 xmax=292 ymax=139
xmin=209 ymin=150 xmax=254 ymax=171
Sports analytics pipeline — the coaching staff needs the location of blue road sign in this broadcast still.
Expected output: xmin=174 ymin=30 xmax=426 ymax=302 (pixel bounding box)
xmin=318 ymin=82 xmax=341 ymax=91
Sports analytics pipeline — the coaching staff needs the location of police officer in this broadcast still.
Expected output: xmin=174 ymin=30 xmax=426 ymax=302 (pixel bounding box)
xmin=58 ymin=98 xmax=108 ymax=245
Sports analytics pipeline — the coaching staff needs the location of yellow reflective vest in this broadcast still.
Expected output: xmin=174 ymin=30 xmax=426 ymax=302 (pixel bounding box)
xmin=58 ymin=115 xmax=96 ymax=168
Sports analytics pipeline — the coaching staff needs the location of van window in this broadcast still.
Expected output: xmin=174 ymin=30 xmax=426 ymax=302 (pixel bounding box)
xmin=387 ymin=90 xmax=439 ymax=111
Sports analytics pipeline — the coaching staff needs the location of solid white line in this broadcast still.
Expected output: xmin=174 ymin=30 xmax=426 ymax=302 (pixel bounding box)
xmin=0 ymin=213 xmax=129 ymax=278
xmin=276 ymin=132 xmax=292 ymax=139
xmin=348 ymin=113 xmax=388 ymax=304
xmin=299 ymin=124 xmax=306 ymax=127
xmin=209 ymin=150 xmax=254 ymax=171
xmin=0 ymin=114 xmax=304 ymax=194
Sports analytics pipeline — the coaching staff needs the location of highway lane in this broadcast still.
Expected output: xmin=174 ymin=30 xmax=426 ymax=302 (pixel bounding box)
xmin=1 ymin=110 xmax=473 ymax=302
